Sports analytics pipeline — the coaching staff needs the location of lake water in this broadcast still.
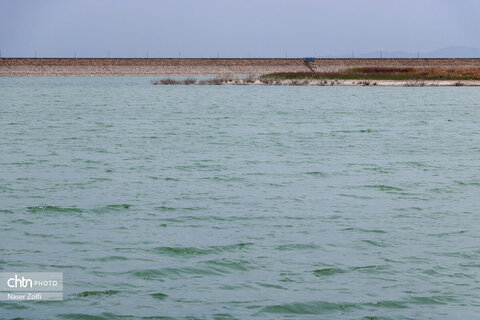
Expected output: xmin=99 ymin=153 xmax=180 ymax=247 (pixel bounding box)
xmin=1 ymin=77 xmax=480 ymax=319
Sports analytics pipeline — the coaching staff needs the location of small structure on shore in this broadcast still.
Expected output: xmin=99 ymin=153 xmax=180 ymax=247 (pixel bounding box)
xmin=302 ymin=57 xmax=316 ymax=73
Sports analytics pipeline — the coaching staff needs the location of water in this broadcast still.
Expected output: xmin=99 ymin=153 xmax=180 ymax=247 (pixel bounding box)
xmin=1 ymin=77 xmax=480 ymax=319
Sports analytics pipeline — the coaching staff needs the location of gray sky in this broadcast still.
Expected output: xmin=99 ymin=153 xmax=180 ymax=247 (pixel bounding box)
xmin=0 ymin=0 xmax=479 ymax=58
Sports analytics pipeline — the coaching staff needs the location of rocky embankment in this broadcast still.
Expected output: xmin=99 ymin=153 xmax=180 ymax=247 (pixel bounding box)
xmin=1 ymin=58 xmax=480 ymax=76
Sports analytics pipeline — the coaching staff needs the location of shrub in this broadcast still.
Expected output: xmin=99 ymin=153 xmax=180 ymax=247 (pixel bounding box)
xmin=183 ymin=78 xmax=196 ymax=85
xmin=198 ymin=77 xmax=233 ymax=85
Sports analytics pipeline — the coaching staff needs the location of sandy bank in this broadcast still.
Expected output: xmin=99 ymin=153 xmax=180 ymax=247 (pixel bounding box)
xmin=225 ymin=79 xmax=480 ymax=86
xmin=152 ymin=77 xmax=480 ymax=87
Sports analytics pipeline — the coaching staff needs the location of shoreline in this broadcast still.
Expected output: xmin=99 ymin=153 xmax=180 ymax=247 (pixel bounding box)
xmin=233 ymin=79 xmax=480 ymax=86
xmin=152 ymin=78 xmax=480 ymax=87
xmin=2 ymin=58 xmax=480 ymax=77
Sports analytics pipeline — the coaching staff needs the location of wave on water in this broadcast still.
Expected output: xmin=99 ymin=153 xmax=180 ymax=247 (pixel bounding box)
xmin=260 ymin=295 xmax=446 ymax=316
xmin=76 ymin=290 xmax=119 ymax=297
xmin=149 ymin=243 xmax=253 ymax=256
xmin=304 ymin=171 xmax=329 ymax=177
xmin=333 ymin=129 xmax=382 ymax=134
xmin=84 ymin=256 xmax=129 ymax=262
xmin=261 ymin=301 xmax=358 ymax=315
xmin=361 ymin=239 xmax=389 ymax=247
xmin=26 ymin=206 xmax=83 ymax=213
xmin=151 ymin=293 xmax=168 ymax=300
xmin=154 ymin=206 xmax=204 ymax=212
xmin=57 ymin=313 xmax=154 ymax=320
xmin=201 ymin=258 xmax=254 ymax=272
xmin=364 ymin=185 xmax=404 ymax=192
xmin=341 ymin=227 xmax=387 ymax=234
xmin=133 ymin=266 xmax=223 ymax=280
xmin=89 ymin=204 xmax=132 ymax=214
xmin=275 ymin=243 xmax=321 ymax=251
xmin=313 ymin=267 xmax=347 ymax=276
xmin=25 ymin=204 xmax=132 ymax=214
xmin=314 ymin=265 xmax=388 ymax=277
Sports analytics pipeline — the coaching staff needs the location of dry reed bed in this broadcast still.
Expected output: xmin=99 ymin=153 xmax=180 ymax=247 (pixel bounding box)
xmin=264 ymin=67 xmax=480 ymax=81
xmin=152 ymin=76 xmax=477 ymax=87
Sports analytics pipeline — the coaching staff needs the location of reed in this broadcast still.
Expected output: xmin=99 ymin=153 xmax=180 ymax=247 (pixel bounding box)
xmin=198 ymin=77 xmax=234 ymax=85
xmin=263 ymin=67 xmax=480 ymax=81
xmin=151 ymin=78 xmax=198 ymax=85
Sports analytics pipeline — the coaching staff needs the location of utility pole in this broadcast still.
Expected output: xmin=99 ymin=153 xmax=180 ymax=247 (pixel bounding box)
xmin=108 ymin=50 xmax=110 ymax=58
xmin=285 ymin=50 xmax=287 ymax=58
xmin=75 ymin=51 xmax=77 ymax=59
xmin=380 ymin=51 xmax=382 ymax=58
xmin=352 ymin=50 xmax=354 ymax=58
xmin=179 ymin=50 xmax=181 ymax=58
xmin=35 ymin=49 xmax=37 ymax=58
xmin=0 ymin=50 xmax=2 ymax=58
xmin=417 ymin=51 xmax=419 ymax=59
xmin=217 ymin=50 xmax=219 ymax=58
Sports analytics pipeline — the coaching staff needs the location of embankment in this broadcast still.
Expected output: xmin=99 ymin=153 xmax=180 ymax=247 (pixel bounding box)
xmin=1 ymin=58 xmax=480 ymax=76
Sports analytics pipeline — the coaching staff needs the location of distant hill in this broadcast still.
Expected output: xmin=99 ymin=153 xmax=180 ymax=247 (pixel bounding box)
xmin=425 ymin=46 xmax=480 ymax=58
xmin=326 ymin=46 xmax=480 ymax=58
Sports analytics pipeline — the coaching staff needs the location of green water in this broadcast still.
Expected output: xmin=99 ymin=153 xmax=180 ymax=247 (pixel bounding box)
xmin=1 ymin=77 xmax=480 ymax=319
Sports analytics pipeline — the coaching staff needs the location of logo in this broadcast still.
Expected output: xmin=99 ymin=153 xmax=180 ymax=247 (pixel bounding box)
xmin=7 ymin=274 xmax=33 ymax=288
xmin=0 ymin=272 xmax=63 ymax=301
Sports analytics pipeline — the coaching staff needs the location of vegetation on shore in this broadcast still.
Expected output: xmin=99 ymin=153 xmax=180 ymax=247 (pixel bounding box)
xmin=262 ymin=67 xmax=480 ymax=81
xmin=151 ymin=78 xmax=197 ymax=85
xmin=151 ymin=77 xmax=236 ymax=85
xmin=151 ymin=68 xmax=480 ymax=87
xmin=151 ymin=76 xmax=257 ymax=86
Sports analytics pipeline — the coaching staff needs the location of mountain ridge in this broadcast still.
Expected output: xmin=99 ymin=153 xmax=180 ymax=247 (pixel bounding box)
xmin=323 ymin=46 xmax=480 ymax=59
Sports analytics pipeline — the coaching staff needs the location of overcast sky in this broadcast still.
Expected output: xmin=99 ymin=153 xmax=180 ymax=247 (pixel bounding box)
xmin=0 ymin=0 xmax=479 ymax=58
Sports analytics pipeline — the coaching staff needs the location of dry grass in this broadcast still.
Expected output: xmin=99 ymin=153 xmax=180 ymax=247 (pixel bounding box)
xmin=244 ymin=75 xmax=257 ymax=83
xmin=151 ymin=78 xmax=180 ymax=85
xmin=263 ymin=67 xmax=480 ymax=81
xmin=198 ymin=77 xmax=234 ymax=85
xmin=151 ymin=78 xmax=197 ymax=85
xmin=183 ymin=78 xmax=196 ymax=85
xmin=404 ymin=80 xmax=425 ymax=87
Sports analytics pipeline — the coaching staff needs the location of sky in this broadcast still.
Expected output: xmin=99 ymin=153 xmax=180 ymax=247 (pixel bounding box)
xmin=0 ymin=0 xmax=479 ymax=58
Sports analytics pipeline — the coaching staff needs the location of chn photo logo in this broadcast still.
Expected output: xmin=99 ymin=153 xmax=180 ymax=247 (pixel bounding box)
xmin=0 ymin=272 xmax=63 ymax=301
xmin=7 ymin=274 xmax=33 ymax=289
